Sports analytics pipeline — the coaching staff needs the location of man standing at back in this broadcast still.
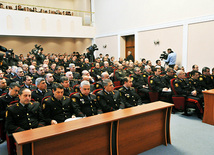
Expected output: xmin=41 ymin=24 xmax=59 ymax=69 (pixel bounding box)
xmin=164 ymin=48 xmax=176 ymax=69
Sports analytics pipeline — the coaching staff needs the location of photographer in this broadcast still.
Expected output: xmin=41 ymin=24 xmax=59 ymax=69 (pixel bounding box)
xmin=164 ymin=48 xmax=177 ymax=68
xmin=0 ymin=53 xmax=7 ymax=72
xmin=85 ymin=44 xmax=98 ymax=62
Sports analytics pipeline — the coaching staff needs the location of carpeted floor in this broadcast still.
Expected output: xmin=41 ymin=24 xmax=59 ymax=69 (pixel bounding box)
xmin=1 ymin=112 xmax=214 ymax=155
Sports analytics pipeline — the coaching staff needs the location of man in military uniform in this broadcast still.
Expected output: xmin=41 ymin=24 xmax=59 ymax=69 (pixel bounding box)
xmin=102 ymin=61 xmax=114 ymax=80
xmin=142 ymin=65 xmax=153 ymax=83
xmin=21 ymin=76 xmax=37 ymax=91
xmin=0 ymin=78 xmax=8 ymax=95
xmin=53 ymin=66 xmax=64 ymax=83
xmin=32 ymin=78 xmax=52 ymax=104
xmin=0 ymin=82 xmax=20 ymax=118
xmin=81 ymin=58 xmax=92 ymax=72
xmin=198 ymin=67 xmax=214 ymax=90
xmin=71 ymin=80 xmax=103 ymax=117
xmin=96 ymin=79 xmax=124 ymax=113
xmin=91 ymin=63 xmax=102 ymax=81
xmin=115 ymin=64 xmax=127 ymax=83
xmin=11 ymin=67 xmax=24 ymax=85
xmin=68 ymin=63 xmax=81 ymax=80
xmin=65 ymin=71 xmax=79 ymax=88
xmin=174 ymin=70 xmax=203 ymax=117
xmin=93 ymin=72 xmax=110 ymax=89
xmin=45 ymin=73 xmax=55 ymax=90
xmin=0 ymin=82 xmax=20 ymax=143
xmin=34 ymin=66 xmax=46 ymax=79
xmin=132 ymin=67 xmax=149 ymax=99
xmin=150 ymin=68 xmax=172 ymax=102
xmin=42 ymin=83 xmax=75 ymax=125
xmin=27 ymin=65 xmax=37 ymax=83
xmin=119 ymin=77 xmax=142 ymax=108
xmin=60 ymin=76 xmax=74 ymax=96
xmin=162 ymin=67 xmax=177 ymax=88
xmin=188 ymin=70 xmax=204 ymax=103
xmin=5 ymin=88 xmax=45 ymax=133
xmin=126 ymin=62 xmax=135 ymax=76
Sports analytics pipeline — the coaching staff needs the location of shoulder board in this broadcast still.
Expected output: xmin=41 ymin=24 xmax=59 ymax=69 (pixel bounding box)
xmin=119 ymin=87 xmax=123 ymax=91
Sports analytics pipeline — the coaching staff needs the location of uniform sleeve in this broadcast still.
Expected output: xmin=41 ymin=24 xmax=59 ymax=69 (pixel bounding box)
xmin=71 ymin=97 xmax=84 ymax=117
xmin=5 ymin=108 xmax=25 ymax=133
xmin=37 ymin=105 xmax=46 ymax=127
xmin=96 ymin=94 xmax=114 ymax=112
xmin=119 ymin=90 xmax=134 ymax=108
xmin=42 ymin=100 xmax=52 ymax=125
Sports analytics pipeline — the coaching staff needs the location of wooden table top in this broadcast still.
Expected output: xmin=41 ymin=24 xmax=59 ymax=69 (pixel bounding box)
xmin=203 ymin=89 xmax=214 ymax=94
xmin=13 ymin=101 xmax=173 ymax=145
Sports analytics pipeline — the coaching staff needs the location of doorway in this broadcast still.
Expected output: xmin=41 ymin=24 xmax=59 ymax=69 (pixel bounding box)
xmin=125 ymin=35 xmax=135 ymax=61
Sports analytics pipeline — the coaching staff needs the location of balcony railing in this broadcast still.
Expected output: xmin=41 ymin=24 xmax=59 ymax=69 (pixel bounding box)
xmin=0 ymin=1 xmax=94 ymax=26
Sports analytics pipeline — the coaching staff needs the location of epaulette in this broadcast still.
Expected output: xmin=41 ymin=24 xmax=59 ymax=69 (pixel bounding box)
xmin=119 ymin=87 xmax=123 ymax=91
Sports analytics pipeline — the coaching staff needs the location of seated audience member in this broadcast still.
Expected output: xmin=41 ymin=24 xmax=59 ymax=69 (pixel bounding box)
xmin=21 ymin=76 xmax=36 ymax=90
xmin=155 ymin=59 xmax=165 ymax=71
xmin=199 ymin=67 xmax=214 ymax=90
xmin=102 ymin=61 xmax=114 ymax=79
xmin=60 ymin=76 xmax=74 ymax=96
xmin=162 ymin=67 xmax=177 ymax=88
xmin=5 ymin=88 xmax=45 ymax=133
xmin=82 ymin=70 xmax=95 ymax=83
xmin=132 ymin=67 xmax=149 ymax=93
xmin=31 ymin=78 xmax=51 ymax=104
xmin=0 ymin=78 xmax=8 ymax=95
xmin=146 ymin=60 xmax=155 ymax=72
xmin=5 ymin=88 xmax=45 ymax=154
xmin=53 ymin=66 xmax=64 ymax=83
xmin=188 ymin=70 xmax=204 ymax=102
xmin=45 ymin=73 xmax=54 ymax=90
xmin=81 ymin=58 xmax=92 ymax=71
xmin=65 ymin=71 xmax=79 ymax=88
xmin=11 ymin=67 xmax=24 ymax=85
xmin=173 ymin=70 xmax=203 ymax=118
xmin=0 ymin=82 xmax=20 ymax=119
xmin=34 ymin=67 xmax=46 ymax=79
xmin=150 ymin=68 xmax=172 ymax=102
xmin=22 ymin=64 xmax=29 ymax=75
xmin=71 ymin=80 xmax=103 ymax=117
xmin=93 ymin=72 xmax=110 ymax=89
xmin=91 ymin=63 xmax=102 ymax=81
xmin=96 ymin=79 xmax=124 ymax=112
xmin=42 ymin=83 xmax=75 ymax=125
xmin=115 ymin=64 xmax=127 ymax=82
xmin=119 ymin=77 xmax=142 ymax=108
xmin=126 ymin=62 xmax=135 ymax=76
xmin=68 ymin=63 xmax=81 ymax=80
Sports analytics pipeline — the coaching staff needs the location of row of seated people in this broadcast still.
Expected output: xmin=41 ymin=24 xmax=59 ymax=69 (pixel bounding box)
xmin=0 ymin=78 xmax=141 ymax=153
xmin=0 ymin=3 xmax=74 ymax=16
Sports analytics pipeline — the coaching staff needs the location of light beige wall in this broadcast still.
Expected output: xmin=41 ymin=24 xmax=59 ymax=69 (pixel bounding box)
xmin=188 ymin=21 xmax=214 ymax=72
xmin=0 ymin=36 xmax=92 ymax=56
xmin=3 ymin=0 xmax=91 ymax=11
xmin=138 ymin=26 xmax=183 ymax=66
xmin=94 ymin=0 xmax=214 ymax=35
xmin=95 ymin=36 xmax=118 ymax=59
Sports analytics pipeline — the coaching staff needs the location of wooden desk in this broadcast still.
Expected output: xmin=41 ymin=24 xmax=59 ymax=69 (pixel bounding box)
xmin=203 ymin=89 xmax=214 ymax=125
xmin=13 ymin=101 xmax=173 ymax=155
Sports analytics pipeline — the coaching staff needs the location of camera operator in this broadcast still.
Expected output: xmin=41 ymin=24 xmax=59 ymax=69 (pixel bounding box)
xmin=164 ymin=48 xmax=177 ymax=68
xmin=86 ymin=44 xmax=98 ymax=62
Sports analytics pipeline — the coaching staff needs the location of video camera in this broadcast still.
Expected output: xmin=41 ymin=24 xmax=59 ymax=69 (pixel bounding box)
xmin=0 ymin=45 xmax=14 ymax=58
xmin=160 ymin=51 xmax=168 ymax=60
xmin=87 ymin=44 xmax=98 ymax=52
xmin=29 ymin=44 xmax=43 ymax=55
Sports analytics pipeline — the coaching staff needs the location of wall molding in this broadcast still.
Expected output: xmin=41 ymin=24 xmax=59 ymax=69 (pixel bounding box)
xmin=95 ymin=14 xmax=214 ymax=39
